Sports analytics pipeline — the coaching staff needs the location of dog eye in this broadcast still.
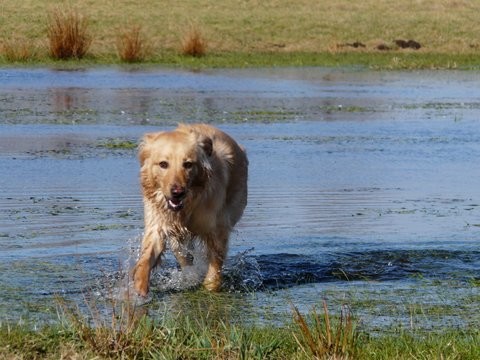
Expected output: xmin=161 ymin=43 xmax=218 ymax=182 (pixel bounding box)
xmin=159 ymin=161 xmax=169 ymax=169
xmin=183 ymin=161 xmax=193 ymax=169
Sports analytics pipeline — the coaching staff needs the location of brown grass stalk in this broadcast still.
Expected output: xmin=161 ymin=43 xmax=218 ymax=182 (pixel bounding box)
xmin=117 ymin=25 xmax=150 ymax=63
xmin=47 ymin=7 xmax=92 ymax=60
xmin=292 ymin=301 xmax=358 ymax=359
xmin=181 ymin=25 xmax=207 ymax=57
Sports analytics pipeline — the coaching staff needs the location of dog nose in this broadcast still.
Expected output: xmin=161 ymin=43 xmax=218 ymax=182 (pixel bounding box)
xmin=171 ymin=185 xmax=186 ymax=198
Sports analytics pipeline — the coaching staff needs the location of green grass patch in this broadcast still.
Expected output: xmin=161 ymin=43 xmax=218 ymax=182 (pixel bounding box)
xmin=2 ymin=50 xmax=480 ymax=70
xmin=358 ymin=330 xmax=480 ymax=360
xmin=1 ymin=295 xmax=480 ymax=359
xmin=1 ymin=312 xmax=479 ymax=359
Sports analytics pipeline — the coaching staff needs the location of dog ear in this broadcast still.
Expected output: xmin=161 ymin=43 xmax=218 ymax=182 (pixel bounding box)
xmin=138 ymin=132 xmax=159 ymax=166
xmin=195 ymin=135 xmax=213 ymax=184
xmin=198 ymin=135 xmax=213 ymax=157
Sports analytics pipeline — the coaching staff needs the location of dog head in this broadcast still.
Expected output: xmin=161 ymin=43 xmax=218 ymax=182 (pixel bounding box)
xmin=139 ymin=128 xmax=213 ymax=212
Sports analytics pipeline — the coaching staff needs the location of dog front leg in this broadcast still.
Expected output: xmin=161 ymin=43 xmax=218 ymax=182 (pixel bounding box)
xmin=133 ymin=228 xmax=165 ymax=297
xmin=203 ymin=232 xmax=228 ymax=292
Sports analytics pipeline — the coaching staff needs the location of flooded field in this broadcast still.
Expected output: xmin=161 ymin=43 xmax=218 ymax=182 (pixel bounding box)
xmin=0 ymin=68 xmax=479 ymax=331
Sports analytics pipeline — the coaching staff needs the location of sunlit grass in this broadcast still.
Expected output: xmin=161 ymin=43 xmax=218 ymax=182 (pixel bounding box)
xmin=1 ymin=291 xmax=479 ymax=359
xmin=1 ymin=0 xmax=480 ymax=68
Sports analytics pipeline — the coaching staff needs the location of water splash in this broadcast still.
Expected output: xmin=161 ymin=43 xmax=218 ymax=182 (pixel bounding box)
xmin=89 ymin=236 xmax=209 ymax=305
xmin=223 ymin=248 xmax=264 ymax=292
xmin=90 ymin=239 xmax=266 ymax=305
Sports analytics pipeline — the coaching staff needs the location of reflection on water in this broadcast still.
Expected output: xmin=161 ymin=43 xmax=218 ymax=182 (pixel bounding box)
xmin=0 ymin=68 xmax=479 ymax=330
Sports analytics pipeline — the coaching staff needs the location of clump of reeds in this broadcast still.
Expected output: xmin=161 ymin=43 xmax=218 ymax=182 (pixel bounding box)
xmin=181 ymin=25 xmax=207 ymax=57
xmin=47 ymin=7 xmax=92 ymax=60
xmin=2 ymin=38 xmax=37 ymax=62
xmin=292 ymin=301 xmax=358 ymax=359
xmin=56 ymin=295 xmax=154 ymax=359
xmin=116 ymin=25 xmax=150 ymax=63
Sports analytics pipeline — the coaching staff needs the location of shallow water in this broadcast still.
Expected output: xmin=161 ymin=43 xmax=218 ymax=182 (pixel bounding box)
xmin=0 ymin=68 xmax=479 ymax=330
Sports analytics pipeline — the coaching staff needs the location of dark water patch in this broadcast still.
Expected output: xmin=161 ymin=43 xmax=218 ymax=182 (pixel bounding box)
xmin=255 ymin=254 xmax=330 ymax=289
xmin=251 ymin=249 xmax=480 ymax=290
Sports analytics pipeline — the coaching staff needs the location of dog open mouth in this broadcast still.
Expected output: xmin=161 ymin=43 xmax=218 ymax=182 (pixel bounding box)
xmin=167 ymin=197 xmax=184 ymax=211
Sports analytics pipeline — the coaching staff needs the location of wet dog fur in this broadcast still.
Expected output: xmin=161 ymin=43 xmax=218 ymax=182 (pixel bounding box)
xmin=133 ymin=124 xmax=248 ymax=296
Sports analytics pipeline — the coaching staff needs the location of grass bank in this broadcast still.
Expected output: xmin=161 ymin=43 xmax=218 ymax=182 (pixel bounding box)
xmin=1 ymin=298 xmax=479 ymax=360
xmin=1 ymin=0 xmax=480 ymax=69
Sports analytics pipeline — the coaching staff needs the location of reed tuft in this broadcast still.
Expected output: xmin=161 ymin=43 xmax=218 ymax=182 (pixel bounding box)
xmin=116 ymin=25 xmax=150 ymax=63
xmin=292 ymin=301 xmax=358 ymax=359
xmin=56 ymin=294 xmax=154 ymax=359
xmin=181 ymin=25 xmax=207 ymax=57
xmin=47 ymin=7 xmax=92 ymax=60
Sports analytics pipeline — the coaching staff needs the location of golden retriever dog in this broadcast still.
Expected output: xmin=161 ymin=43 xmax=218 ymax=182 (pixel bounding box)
xmin=133 ymin=124 xmax=248 ymax=296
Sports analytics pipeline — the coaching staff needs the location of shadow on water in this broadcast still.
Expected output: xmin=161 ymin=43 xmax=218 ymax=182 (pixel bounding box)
xmin=249 ymin=249 xmax=480 ymax=289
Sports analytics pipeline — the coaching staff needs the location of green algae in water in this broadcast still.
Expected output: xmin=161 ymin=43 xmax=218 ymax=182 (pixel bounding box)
xmin=97 ymin=138 xmax=137 ymax=150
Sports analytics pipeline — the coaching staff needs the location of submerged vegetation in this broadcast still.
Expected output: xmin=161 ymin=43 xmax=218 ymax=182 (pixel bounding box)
xmin=97 ymin=138 xmax=138 ymax=150
xmin=1 ymin=0 xmax=480 ymax=68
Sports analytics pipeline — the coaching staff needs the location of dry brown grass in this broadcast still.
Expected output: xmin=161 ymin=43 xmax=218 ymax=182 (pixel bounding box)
xmin=56 ymin=295 xmax=151 ymax=359
xmin=116 ymin=25 xmax=150 ymax=62
xmin=181 ymin=25 xmax=207 ymax=57
xmin=47 ymin=7 xmax=92 ymax=60
xmin=292 ymin=301 xmax=358 ymax=359
xmin=1 ymin=38 xmax=37 ymax=62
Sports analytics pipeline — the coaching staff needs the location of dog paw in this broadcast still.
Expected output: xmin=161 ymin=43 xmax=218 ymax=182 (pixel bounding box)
xmin=134 ymin=281 xmax=149 ymax=297
xmin=203 ymin=277 xmax=222 ymax=292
